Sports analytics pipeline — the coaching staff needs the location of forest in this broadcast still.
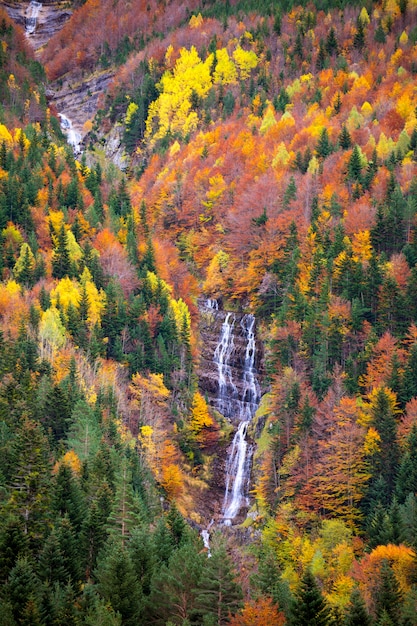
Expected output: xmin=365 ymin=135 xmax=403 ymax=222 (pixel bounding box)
xmin=1 ymin=0 xmax=417 ymax=623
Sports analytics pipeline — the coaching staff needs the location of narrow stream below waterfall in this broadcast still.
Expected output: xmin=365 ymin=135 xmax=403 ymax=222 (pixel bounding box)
xmin=205 ymin=300 xmax=261 ymax=528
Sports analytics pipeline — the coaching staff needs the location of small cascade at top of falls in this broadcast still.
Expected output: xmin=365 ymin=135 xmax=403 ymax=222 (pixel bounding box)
xmin=59 ymin=113 xmax=82 ymax=155
xmin=200 ymin=299 xmax=261 ymax=527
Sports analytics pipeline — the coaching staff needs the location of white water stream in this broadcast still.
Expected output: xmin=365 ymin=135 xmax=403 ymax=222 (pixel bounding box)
xmin=58 ymin=113 xmax=82 ymax=155
xmin=25 ymin=1 xmax=42 ymax=35
xmin=204 ymin=300 xmax=261 ymax=530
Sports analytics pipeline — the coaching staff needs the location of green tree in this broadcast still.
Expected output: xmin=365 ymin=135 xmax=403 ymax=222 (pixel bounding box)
xmin=344 ymin=587 xmax=371 ymax=626
xmin=52 ymin=224 xmax=72 ymax=279
xmin=147 ymin=541 xmax=204 ymax=625
xmin=375 ymin=560 xmax=402 ymax=625
xmin=38 ymin=528 xmax=69 ymax=586
xmin=6 ymin=418 xmax=51 ymax=541
xmin=347 ymin=145 xmax=363 ymax=184
xmin=316 ymin=128 xmax=332 ymax=159
xmin=194 ymin=541 xmax=243 ymax=625
xmin=292 ymin=569 xmax=331 ymax=626
xmin=51 ymin=462 xmax=86 ymax=532
xmin=7 ymin=557 xmax=41 ymax=625
xmin=339 ymin=125 xmax=351 ymax=150
xmin=96 ymin=542 xmax=143 ymax=626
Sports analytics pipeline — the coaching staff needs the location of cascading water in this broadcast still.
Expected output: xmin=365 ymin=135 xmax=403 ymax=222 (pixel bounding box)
xmin=222 ymin=314 xmax=260 ymax=525
xmin=58 ymin=113 xmax=82 ymax=155
xmin=205 ymin=300 xmax=261 ymax=526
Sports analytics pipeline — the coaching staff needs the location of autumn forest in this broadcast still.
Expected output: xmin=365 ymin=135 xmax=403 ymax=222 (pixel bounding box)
xmin=2 ymin=0 xmax=417 ymax=623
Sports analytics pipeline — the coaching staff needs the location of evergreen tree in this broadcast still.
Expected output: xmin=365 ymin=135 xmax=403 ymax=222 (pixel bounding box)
xmin=344 ymin=587 xmax=371 ymax=626
xmin=128 ymin=526 xmax=155 ymax=596
xmin=375 ymin=23 xmax=386 ymax=43
xmin=399 ymin=492 xmax=417 ymax=548
xmin=375 ymin=560 xmax=402 ymax=625
xmin=7 ymin=557 xmax=41 ymax=625
xmin=194 ymin=542 xmax=243 ymax=624
xmin=56 ymin=516 xmax=83 ymax=587
xmin=96 ymin=542 xmax=143 ymax=626
xmin=316 ymin=39 xmax=327 ymax=71
xmin=107 ymin=458 xmax=141 ymax=546
xmin=292 ymin=569 xmax=331 ymax=626
xmin=368 ymin=387 xmax=400 ymax=500
xmin=395 ymin=425 xmax=417 ymax=503
xmin=52 ymin=224 xmax=72 ymax=279
xmin=326 ymin=27 xmax=338 ymax=55
xmin=347 ymin=145 xmax=363 ymax=183
xmin=152 ymin=518 xmax=175 ymax=566
xmin=81 ymin=497 xmax=110 ymax=578
xmin=51 ymin=463 xmax=86 ymax=532
xmin=353 ymin=16 xmax=366 ymax=50
xmin=316 ymin=128 xmax=332 ymax=159
xmin=147 ymin=541 xmax=204 ymax=625
xmin=7 ymin=418 xmax=51 ymax=542
xmin=339 ymin=125 xmax=352 ymax=150
xmin=38 ymin=528 xmax=69 ymax=586
xmin=0 ymin=516 xmax=28 ymax=585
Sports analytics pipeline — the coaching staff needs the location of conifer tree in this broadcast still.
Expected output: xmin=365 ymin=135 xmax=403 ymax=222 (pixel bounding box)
xmin=7 ymin=557 xmax=41 ymax=625
xmin=52 ymin=224 xmax=72 ymax=279
xmin=38 ymin=529 xmax=69 ymax=586
xmin=344 ymin=587 xmax=371 ymax=626
xmin=316 ymin=128 xmax=332 ymax=160
xmin=339 ymin=125 xmax=352 ymax=150
xmin=326 ymin=27 xmax=338 ymax=55
xmin=347 ymin=145 xmax=363 ymax=183
xmin=292 ymin=569 xmax=331 ymax=626
xmin=194 ymin=542 xmax=243 ymax=624
xmin=375 ymin=560 xmax=402 ymax=625
xmin=147 ymin=541 xmax=204 ymax=625
xmin=96 ymin=542 xmax=143 ymax=626
xmin=128 ymin=526 xmax=155 ymax=596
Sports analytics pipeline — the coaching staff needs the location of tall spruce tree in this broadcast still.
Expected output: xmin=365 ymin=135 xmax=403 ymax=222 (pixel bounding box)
xmin=292 ymin=569 xmax=331 ymax=626
xmin=344 ymin=587 xmax=372 ymax=626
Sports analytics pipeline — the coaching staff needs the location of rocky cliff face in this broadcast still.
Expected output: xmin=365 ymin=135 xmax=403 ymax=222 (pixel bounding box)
xmin=4 ymin=1 xmax=72 ymax=55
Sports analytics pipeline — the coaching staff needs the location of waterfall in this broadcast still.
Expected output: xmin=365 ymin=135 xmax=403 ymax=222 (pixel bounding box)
xmin=26 ymin=1 xmax=42 ymax=35
xmin=206 ymin=301 xmax=261 ymax=526
xmin=58 ymin=113 xmax=82 ymax=155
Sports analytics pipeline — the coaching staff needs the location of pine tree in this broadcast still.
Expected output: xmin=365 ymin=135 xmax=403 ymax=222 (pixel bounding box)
xmin=194 ymin=542 xmax=243 ymax=624
xmin=316 ymin=128 xmax=332 ymax=159
xmin=326 ymin=27 xmax=338 ymax=55
xmin=316 ymin=39 xmax=327 ymax=71
xmin=292 ymin=569 xmax=331 ymax=626
xmin=399 ymin=492 xmax=417 ymax=548
xmin=147 ymin=541 xmax=204 ymax=625
xmin=339 ymin=125 xmax=352 ymax=150
xmin=375 ymin=560 xmax=402 ymax=625
xmin=395 ymin=425 xmax=417 ymax=503
xmin=344 ymin=587 xmax=372 ymax=626
xmin=96 ymin=542 xmax=143 ymax=626
xmin=52 ymin=224 xmax=72 ymax=279
xmin=81 ymin=498 xmax=110 ymax=578
xmin=128 ymin=526 xmax=155 ymax=596
xmin=38 ymin=528 xmax=69 ymax=585
xmin=7 ymin=418 xmax=51 ymax=541
xmin=51 ymin=463 xmax=86 ymax=532
xmin=0 ymin=516 xmax=28 ymax=584
xmin=56 ymin=516 xmax=83 ymax=587
xmin=107 ymin=458 xmax=141 ymax=546
xmin=7 ymin=557 xmax=41 ymax=625
xmin=368 ymin=387 xmax=400 ymax=500
xmin=353 ymin=16 xmax=366 ymax=51
xmin=347 ymin=145 xmax=363 ymax=183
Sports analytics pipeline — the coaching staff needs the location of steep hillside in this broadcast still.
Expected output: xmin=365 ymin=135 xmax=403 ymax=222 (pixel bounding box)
xmin=2 ymin=0 xmax=417 ymax=623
